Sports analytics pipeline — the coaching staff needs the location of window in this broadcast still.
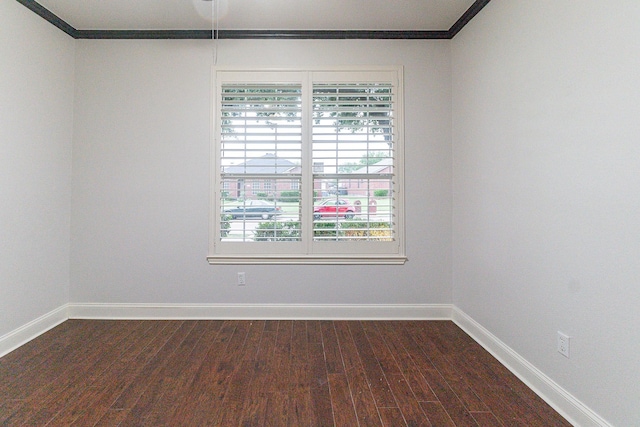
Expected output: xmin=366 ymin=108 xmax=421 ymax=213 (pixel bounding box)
xmin=209 ymin=68 xmax=405 ymax=264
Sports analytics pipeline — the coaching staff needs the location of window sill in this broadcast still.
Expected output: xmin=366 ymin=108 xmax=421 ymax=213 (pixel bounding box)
xmin=207 ymin=254 xmax=407 ymax=265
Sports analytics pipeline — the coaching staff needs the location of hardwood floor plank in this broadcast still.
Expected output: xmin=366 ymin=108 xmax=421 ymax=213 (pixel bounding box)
xmin=118 ymin=320 xmax=209 ymax=425
xmin=0 ymin=320 xmax=108 ymax=402
xmin=265 ymin=391 xmax=290 ymax=427
xmin=348 ymin=322 xmax=397 ymax=408
xmin=3 ymin=320 xmax=143 ymax=426
xmin=363 ymin=322 xmax=431 ymax=427
xmin=0 ymin=320 xmax=572 ymax=427
xmin=378 ymin=407 xmax=407 ymax=427
xmin=36 ymin=320 xmax=156 ymax=426
xmin=110 ymin=320 xmax=190 ymax=411
xmin=288 ymin=321 xmax=314 ymax=427
xmin=333 ymin=321 xmax=383 ymax=427
xmin=396 ymin=325 xmax=479 ymax=427
xmin=327 ymin=373 xmax=359 ymax=427
xmin=471 ymin=411 xmax=505 ymax=426
xmin=309 ymin=340 xmax=335 ymax=426
xmin=218 ymin=322 xmax=272 ymax=426
xmin=374 ymin=322 xmax=438 ymax=403
xmin=167 ymin=320 xmax=239 ymax=425
xmin=406 ymin=322 xmax=489 ymax=414
xmin=419 ymin=401 xmax=457 ymax=427
xmin=320 ymin=321 xmax=345 ymax=374
xmin=142 ymin=320 xmax=225 ymax=426
xmin=0 ymin=321 xmax=79 ymax=384
xmin=185 ymin=320 xmax=258 ymax=426
xmin=68 ymin=321 xmax=177 ymax=426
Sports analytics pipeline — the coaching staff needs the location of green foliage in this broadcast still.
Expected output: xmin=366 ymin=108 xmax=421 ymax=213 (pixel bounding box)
xmin=220 ymin=214 xmax=232 ymax=237
xmin=373 ymin=189 xmax=388 ymax=197
xmin=252 ymin=219 xmax=392 ymax=241
xmin=253 ymin=221 xmax=300 ymax=241
xmin=313 ymin=220 xmax=339 ymax=238
xmin=279 ymin=191 xmax=300 ymax=203
xmin=340 ymin=220 xmax=393 ymax=241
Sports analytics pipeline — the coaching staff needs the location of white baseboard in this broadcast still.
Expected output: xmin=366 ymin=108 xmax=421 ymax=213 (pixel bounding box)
xmin=68 ymin=303 xmax=453 ymax=320
xmin=452 ymin=307 xmax=612 ymax=427
xmin=0 ymin=304 xmax=68 ymax=358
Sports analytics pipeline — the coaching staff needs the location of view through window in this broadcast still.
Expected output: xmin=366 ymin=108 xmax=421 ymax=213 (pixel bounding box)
xmin=209 ymin=69 xmax=405 ymax=264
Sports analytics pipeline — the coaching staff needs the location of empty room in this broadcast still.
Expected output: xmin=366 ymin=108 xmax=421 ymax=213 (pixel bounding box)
xmin=1 ymin=0 xmax=638 ymax=425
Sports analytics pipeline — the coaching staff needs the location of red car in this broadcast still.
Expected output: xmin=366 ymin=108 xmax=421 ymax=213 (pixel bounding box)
xmin=313 ymin=199 xmax=355 ymax=220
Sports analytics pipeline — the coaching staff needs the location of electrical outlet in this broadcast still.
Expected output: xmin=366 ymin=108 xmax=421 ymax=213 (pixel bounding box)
xmin=237 ymin=272 xmax=246 ymax=286
xmin=557 ymin=331 xmax=570 ymax=358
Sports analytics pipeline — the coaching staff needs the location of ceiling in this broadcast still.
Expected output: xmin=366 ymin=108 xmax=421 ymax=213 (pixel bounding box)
xmin=26 ymin=0 xmax=488 ymax=37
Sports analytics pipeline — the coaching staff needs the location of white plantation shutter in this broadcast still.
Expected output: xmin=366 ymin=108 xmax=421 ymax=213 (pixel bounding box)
xmin=219 ymin=83 xmax=303 ymax=243
xmin=209 ymin=69 xmax=405 ymax=264
xmin=312 ymin=82 xmax=395 ymax=242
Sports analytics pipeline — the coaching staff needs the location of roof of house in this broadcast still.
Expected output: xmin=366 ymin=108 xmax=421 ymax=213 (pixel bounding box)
xmin=223 ymin=154 xmax=298 ymax=175
xmin=352 ymin=157 xmax=394 ymax=174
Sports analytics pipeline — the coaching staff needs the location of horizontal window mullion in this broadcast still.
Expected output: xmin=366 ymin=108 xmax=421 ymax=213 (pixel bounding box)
xmin=312 ymin=173 xmax=393 ymax=179
xmin=222 ymin=172 xmax=301 ymax=178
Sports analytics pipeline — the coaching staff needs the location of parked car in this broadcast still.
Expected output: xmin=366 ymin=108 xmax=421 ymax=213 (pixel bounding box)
xmin=225 ymin=200 xmax=283 ymax=220
xmin=313 ymin=199 xmax=355 ymax=220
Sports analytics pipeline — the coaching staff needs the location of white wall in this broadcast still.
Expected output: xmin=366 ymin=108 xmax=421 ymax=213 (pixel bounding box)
xmin=452 ymin=1 xmax=640 ymax=426
xmin=70 ymin=39 xmax=453 ymax=306
xmin=0 ymin=2 xmax=75 ymax=337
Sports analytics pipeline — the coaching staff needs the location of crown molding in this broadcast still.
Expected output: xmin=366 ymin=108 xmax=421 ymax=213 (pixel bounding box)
xmin=17 ymin=0 xmax=491 ymax=40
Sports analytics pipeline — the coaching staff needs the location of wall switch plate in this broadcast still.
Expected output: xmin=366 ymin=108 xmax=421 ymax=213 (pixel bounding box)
xmin=557 ymin=331 xmax=570 ymax=358
xmin=237 ymin=272 xmax=246 ymax=286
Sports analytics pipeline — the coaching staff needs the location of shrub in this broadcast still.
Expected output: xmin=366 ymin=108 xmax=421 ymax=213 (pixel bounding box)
xmin=279 ymin=191 xmax=300 ymax=203
xmin=253 ymin=221 xmax=300 ymax=241
xmin=220 ymin=214 xmax=232 ymax=237
xmin=340 ymin=220 xmax=393 ymax=241
xmin=373 ymin=189 xmax=388 ymax=198
xmin=313 ymin=220 xmax=339 ymax=239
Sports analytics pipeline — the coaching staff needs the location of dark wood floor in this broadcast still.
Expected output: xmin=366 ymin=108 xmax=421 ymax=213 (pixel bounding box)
xmin=0 ymin=320 xmax=571 ymax=426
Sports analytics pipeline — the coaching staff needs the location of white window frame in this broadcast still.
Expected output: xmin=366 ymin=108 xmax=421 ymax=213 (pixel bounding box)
xmin=208 ymin=67 xmax=406 ymax=265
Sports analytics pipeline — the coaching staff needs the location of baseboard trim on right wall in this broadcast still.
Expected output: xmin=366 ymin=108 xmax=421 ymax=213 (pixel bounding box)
xmin=452 ymin=307 xmax=612 ymax=427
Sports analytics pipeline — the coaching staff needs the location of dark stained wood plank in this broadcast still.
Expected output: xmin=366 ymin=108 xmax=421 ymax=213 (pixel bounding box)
xmin=424 ymin=322 xmax=570 ymax=427
xmin=420 ymin=401 xmax=457 ymax=427
xmin=0 ymin=319 xmax=572 ymax=427
xmin=0 ymin=320 xmax=80 ymax=382
xmin=320 ymin=321 xmax=345 ymax=374
xmin=378 ymin=407 xmax=407 ymax=427
xmin=375 ymin=322 xmax=438 ymax=403
xmin=333 ymin=321 xmax=383 ymax=427
xmin=309 ymin=340 xmax=335 ymax=426
xmin=72 ymin=321 xmax=181 ymax=426
xmin=118 ymin=320 xmax=209 ymax=425
xmin=288 ymin=321 xmax=315 ymax=427
xmin=43 ymin=320 xmax=164 ymax=426
xmin=348 ymin=322 xmax=397 ymax=408
xmin=470 ymin=411 xmax=505 ymax=426
xmin=166 ymin=320 xmax=240 ymax=426
xmin=185 ymin=320 xmax=260 ymax=426
xmin=412 ymin=329 xmax=489 ymax=413
xmin=3 ymin=320 xmax=145 ymax=425
xmin=109 ymin=321 xmax=192 ymax=411
xmin=395 ymin=324 xmax=479 ymax=427
xmin=235 ymin=322 xmax=276 ymax=426
xmin=362 ymin=322 xmax=431 ymax=427
xmin=0 ymin=320 xmax=111 ymax=402
xmin=265 ymin=391 xmax=290 ymax=427
xmin=141 ymin=320 xmax=225 ymax=426
xmin=327 ymin=372 xmax=358 ymax=427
